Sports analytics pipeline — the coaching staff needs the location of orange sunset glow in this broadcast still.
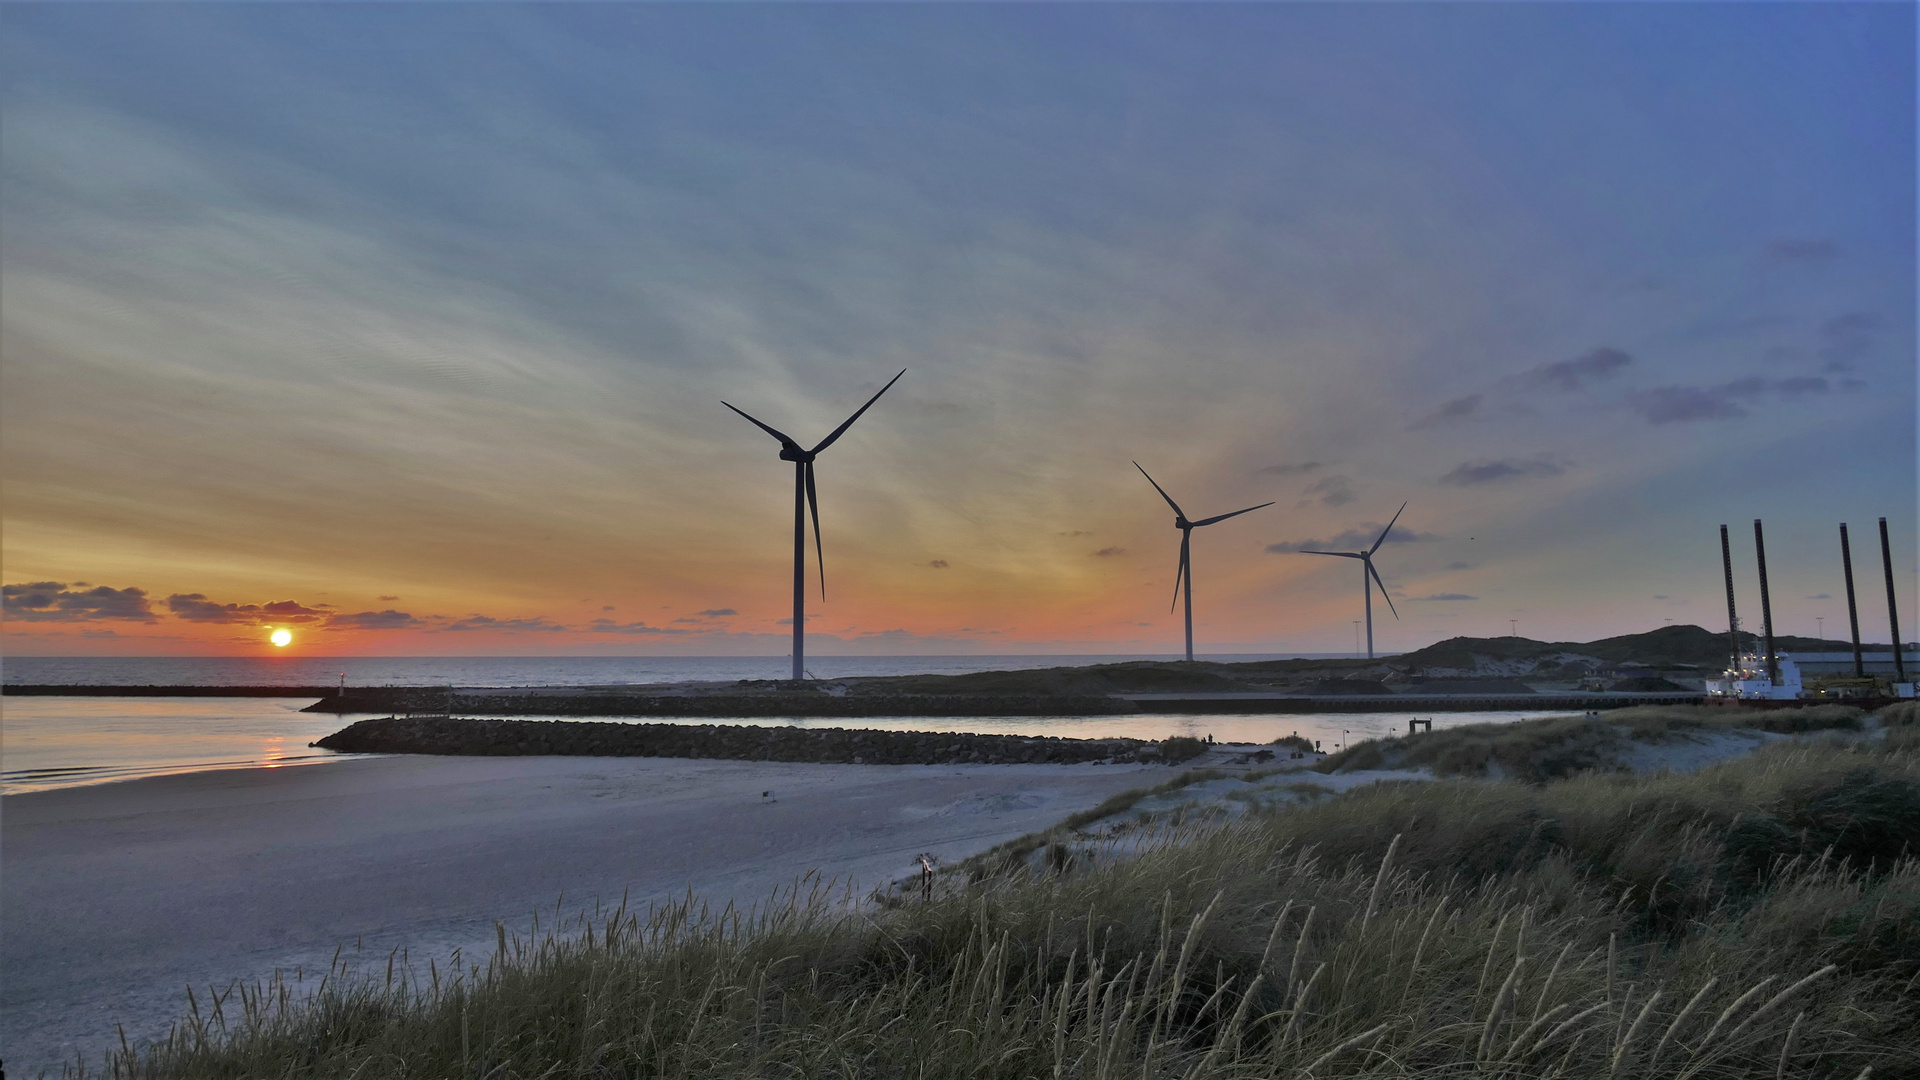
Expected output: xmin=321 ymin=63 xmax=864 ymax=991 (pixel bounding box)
xmin=0 ymin=5 xmax=1910 ymax=660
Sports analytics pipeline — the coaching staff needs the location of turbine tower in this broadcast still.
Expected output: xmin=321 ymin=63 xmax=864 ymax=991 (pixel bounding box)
xmin=1134 ymin=463 xmax=1274 ymax=663
xmin=1298 ymin=503 xmax=1407 ymax=659
xmin=725 ymin=370 xmax=904 ymax=681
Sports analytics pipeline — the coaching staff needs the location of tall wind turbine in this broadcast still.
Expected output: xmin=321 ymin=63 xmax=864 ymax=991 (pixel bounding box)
xmin=725 ymin=370 xmax=904 ymax=681
xmin=1135 ymin=463 xmax=1274 ymax=663
xmin=1298 ymin=503 xmax=1406 ymax=659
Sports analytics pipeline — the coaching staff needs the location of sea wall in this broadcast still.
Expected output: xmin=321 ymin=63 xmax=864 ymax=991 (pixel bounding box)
xmin=313 ymin=716 xmax=1175 ymax=765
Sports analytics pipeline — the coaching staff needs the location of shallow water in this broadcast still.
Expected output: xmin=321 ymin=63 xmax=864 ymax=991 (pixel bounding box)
xmin=1 ymin=698 xmax=359 ymax=792
xmin=1 ymin=697 xmax=1561 ymax=793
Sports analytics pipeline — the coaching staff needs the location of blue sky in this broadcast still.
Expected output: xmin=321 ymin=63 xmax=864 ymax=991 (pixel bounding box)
xmin=1 ymin=3 xmax=1912 ymax=656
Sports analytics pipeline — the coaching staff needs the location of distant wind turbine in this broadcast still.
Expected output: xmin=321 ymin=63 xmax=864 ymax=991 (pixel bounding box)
xmin=1298 ymin=503 xmax=1407 ymax=659
xmin=1135 ymin=463 xmax=1274 ymax=662
xmin=725 ymin=370 xmax=904 ymax=681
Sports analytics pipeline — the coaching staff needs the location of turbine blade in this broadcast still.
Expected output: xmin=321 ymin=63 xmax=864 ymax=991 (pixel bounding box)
xmin=809 ymin=369 xmax=905 ymax=455
xmin=1369 ymin=502 xmax=1409 ymax=555
xmin=1133 ymin=462 xmax=1186 ymax=518
xmin=1368 ymin=559 xmax=1399 ymax=619
xmin=806 ymin=462 xmax=825 ymax=601
xmin=1171 ymin=532 xmax=1190 ymax=612
xmin=722 ymin=401 xmax=801 ymax=448
xmin=1297 ymin=550 xmax=1363 ymax=558
xmin=1192 ymin=501 xmax=1275 ymax=527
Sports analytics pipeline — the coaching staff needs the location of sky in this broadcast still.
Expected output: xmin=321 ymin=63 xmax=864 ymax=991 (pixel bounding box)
xmin=2 ymin=3 xmax=1914 ymax=659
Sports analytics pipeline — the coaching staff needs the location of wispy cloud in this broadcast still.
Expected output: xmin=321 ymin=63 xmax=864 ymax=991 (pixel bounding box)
xmin=927 ymin=560 xmax=950 ymax=569
xmin=325 ymin=609 xmax=422 ymax=630
xmin=1093 ymin=547 xmax=1126 ymax=557
xmin=1626 ymin=376 xmax=1829 ymax=424
xmin=1627 ymin=386 xmax=1747 ymax=423
xmin=1259 ymin=461 xmax=1325 ymax=476
xmin=1438 ymin=456 xmax=1567 ymax=486
xmin=2 ymin=582 xmax=156 ymax=622
xmin=1267 ymin=525 xmax=1437 ymax=553
xmin=1408 ymin=394 xmax=1481 ymax=430
xmin=588 ymin=619 xmax=693 ymax=635
xmin=443 ymin=614 xmax=567 ymax=632
xmin=693 ymin=608 xmax=738 ymax=616
xmin=1415 ymin=592 xmax=1477 ymax=601
xmin=1773 ymin=376 xmax=1828 ymax=397
xmin=1521 ymin=347 xmax=1632 ymax=392
xmin=1302 ymin=475 xmax=1356 ymax=507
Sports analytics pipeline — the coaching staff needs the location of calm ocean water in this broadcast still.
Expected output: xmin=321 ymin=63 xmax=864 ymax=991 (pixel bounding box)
xmin=3 ymin=654 xmax=1552 ymax=794
xmin=2 ymin=653 xmax=1353 ymax=688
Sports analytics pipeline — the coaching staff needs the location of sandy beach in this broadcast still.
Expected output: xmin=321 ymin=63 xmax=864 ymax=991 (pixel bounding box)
xmin=3 ymin=753 xmax=1166 ymax=1074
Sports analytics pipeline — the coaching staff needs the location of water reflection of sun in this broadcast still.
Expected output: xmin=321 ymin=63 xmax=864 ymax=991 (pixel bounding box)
xmin=269 ymin=629 xmax=292 ymax=648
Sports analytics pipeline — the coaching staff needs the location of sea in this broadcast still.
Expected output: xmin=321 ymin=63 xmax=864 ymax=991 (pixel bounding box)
xmin=1 ymin=653 xmax=1351 ymax=688
xmin=1 ymin=654 xmax=1556 ymax=794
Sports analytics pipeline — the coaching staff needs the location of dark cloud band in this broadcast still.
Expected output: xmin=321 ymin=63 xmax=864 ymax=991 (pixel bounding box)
xmin=3 ymin=582 xmax=156 ymax=622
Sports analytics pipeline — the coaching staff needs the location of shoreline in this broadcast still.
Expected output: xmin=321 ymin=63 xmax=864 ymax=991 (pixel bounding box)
xmin=3 ymin=751 xmax=1172 ymax=1074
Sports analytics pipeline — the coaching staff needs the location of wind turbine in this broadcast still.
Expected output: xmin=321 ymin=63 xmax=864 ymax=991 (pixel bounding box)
xmin=1135 ymin=463 xmax=1274 ymax=663
xmin=724 ymin=370 xmax=904 ymax=681
xmin=1298 ymin=503 xmax=1406 ymax=659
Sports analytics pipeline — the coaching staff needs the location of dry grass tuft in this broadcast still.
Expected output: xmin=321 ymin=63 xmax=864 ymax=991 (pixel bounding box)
xmin=1878 ymin=701 xmax=1920 ymax=728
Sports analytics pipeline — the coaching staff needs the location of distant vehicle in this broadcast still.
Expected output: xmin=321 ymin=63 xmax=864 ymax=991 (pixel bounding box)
xmin=1705 ymin=652 xmax=1803 ymax=700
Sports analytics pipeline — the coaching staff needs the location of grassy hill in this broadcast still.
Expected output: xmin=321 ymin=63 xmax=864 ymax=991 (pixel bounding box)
xmin=1391 ymin=623 xmax=1881 ymax=674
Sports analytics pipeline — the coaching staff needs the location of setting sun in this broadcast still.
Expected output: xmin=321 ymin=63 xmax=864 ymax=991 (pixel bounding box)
xmin=269 ymin=629 xmax=292 ymax=648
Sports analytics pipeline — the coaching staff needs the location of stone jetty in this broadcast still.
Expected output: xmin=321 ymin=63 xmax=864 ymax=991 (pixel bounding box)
xmin=313 ymin=716 xmax=1191 ymax=766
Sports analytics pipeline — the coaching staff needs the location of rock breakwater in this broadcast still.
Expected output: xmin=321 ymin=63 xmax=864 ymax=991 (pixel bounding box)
xmin=313 ymin=716 xmax=1186 ymax=765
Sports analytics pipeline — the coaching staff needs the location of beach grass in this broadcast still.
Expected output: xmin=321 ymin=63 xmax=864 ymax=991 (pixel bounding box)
xmin=1311 ymin=703 xmax=1867 ymax=781
xmin=88 ymin=707 xmax=1920 ymax=1079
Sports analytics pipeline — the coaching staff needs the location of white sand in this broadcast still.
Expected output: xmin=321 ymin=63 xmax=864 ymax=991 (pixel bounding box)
xmin=1615 ymin=727 xmax=1788 ymax=775
xmin=2 ymin=753 xmax=1165 ymax=1074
